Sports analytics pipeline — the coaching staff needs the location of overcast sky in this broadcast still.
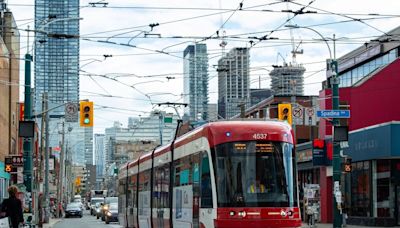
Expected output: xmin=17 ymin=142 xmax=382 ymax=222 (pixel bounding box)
xmin=7 ymin=0 xmax=400 ymax=133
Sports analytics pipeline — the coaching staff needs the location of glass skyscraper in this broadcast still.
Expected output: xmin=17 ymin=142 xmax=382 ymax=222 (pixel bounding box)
xmin=183 ymin=44 xmax=209 ymax=121
xmin=34 ymin=0 xmax=80 ymax=115
xmin=34 ymin=0 xmax=82 ymax=163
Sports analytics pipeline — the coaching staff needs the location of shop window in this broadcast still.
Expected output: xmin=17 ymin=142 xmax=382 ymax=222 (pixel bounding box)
xmin=377 ymin=160 xmax=391 ymax=217
xmin=350 ymin=161 xmax=371 ymax=217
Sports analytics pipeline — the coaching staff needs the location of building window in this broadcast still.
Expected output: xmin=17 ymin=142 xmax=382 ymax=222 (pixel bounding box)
xmin=376 ymin=160 xmax=391 ymax=217
xmin=350 ymin=161 xmax=371 ymax=217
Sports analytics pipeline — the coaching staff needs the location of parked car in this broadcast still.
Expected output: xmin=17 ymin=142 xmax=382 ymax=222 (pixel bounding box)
xmin=101 ymin=197 xmax=118 ymax=221
xmin=90 ymin=197 xmax=105 ymax=215
xmin=65 ymin=202 xmax=83 ymax=218
xmin=105 ymin=203 xmax=118 ymax=224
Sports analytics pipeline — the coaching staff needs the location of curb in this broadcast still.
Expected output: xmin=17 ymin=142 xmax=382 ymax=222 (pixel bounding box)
xmin=43 ymin=218 xmax=63 ymax=228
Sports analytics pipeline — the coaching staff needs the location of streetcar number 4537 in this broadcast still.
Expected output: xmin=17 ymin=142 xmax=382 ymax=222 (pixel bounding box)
xmin=253 ymin=133 xmax=267 ymax=140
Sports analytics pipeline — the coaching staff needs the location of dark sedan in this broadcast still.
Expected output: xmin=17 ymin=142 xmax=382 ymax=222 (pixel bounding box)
xmin=65 ymin=202 xmax=83 ymax=218
xmin=105 ymin=203 xmax=118 ymax=224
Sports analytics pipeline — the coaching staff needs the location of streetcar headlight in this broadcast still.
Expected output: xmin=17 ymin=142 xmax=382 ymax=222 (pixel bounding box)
xmin=229 ymin=211 xmax=235 ymax=216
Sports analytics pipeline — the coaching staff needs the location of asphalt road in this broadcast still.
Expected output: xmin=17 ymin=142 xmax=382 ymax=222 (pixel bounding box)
xmin=54 ymin=210 xmax=121 ymax=228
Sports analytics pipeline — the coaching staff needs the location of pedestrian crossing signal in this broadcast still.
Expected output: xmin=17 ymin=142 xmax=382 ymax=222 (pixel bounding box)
xmin=5 ymin=165 xmax=11 ymax=172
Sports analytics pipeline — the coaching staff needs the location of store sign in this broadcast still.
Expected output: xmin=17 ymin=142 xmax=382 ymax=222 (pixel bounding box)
xmin=312 ymin=148 xmax=326 ymax=166
xmin=4 ymin=156 xmax=24 ymax=173
xmin=297 ymin=149 xmax=313 ymax=163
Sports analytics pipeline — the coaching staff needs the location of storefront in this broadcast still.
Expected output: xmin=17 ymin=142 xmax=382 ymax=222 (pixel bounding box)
xmin=297 ymin=142 xmax=321 ymax=221
xmin=344 ymin=122 xmax=400 ymax=226
xmin=0 ymin=161 xmax=10 ymax=201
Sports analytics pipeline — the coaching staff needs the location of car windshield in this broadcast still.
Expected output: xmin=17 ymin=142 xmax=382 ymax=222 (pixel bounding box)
xmin=214 ymin=141 xmax=296 ymax=207
xmin=109 ymin=203 xmax=118 ymax=210
xmin=67 ymin=203 xmax=80 ymax=210
xmin=91 ymin=198 xmax=104 ymax=205
xmin=105 ymin=197 xmax=118 ymax=204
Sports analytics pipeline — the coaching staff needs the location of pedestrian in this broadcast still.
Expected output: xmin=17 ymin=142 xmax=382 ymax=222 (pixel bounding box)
xmin=58 ymin=202 xmax=63 ymax=218
xmin=1 ymin=186 xmax=24 ymax=228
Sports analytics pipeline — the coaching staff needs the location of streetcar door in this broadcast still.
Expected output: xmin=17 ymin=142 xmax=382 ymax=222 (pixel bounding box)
xmin=153 ymin=164 xmax=170 ymax=228
xmin=199 ymin=151 xmax=214 ymax=228
xmin=127 ymin=175 xmax=137 ymax=228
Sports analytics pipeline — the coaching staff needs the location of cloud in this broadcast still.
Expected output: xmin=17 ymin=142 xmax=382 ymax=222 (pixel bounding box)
xmin=8 ymin=0 xmax=400 ymax=132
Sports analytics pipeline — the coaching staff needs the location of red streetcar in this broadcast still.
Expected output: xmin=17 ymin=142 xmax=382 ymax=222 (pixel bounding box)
xmin=118 ymin=121 xmax=301 ymax=228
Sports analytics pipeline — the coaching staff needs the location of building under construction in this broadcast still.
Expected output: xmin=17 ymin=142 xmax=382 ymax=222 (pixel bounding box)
xmin=270 ymin=63 xmax=306 ymax=96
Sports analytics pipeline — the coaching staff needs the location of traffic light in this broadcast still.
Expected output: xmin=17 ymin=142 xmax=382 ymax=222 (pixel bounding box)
xmin=80 ymin=101 xmax=93 ymax=127
xmin=75 ymin=177 xmax=81 ymax=186
xmin=344 ymin=157 xmax=352 ymax=173
xmin=278 ymin=103 xmax=292 ymax=125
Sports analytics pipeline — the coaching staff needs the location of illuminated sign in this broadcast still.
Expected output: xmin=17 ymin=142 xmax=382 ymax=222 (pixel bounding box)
xmin=234 ymin=143 xmax=274 ymax=153
xmin=5 ymin=165 xmax=12 ymax=172
xmin=255 ymin=143 xmax=274 ymax=153
xmin=234 ymin=143 xmax=247 ymax=150
xmin=5 ymin=156 xmax=24 ymax=167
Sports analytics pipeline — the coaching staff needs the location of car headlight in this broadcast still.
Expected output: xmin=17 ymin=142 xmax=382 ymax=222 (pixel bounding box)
xmin=103 ymin=206 xmax=109 ymax=210
xmin=107 ymin=211 xmax=112 ymax=217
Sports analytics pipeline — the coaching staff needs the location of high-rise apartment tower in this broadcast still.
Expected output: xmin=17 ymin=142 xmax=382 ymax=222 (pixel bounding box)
xmin=183 ymin=44 xmax=209 ymax=121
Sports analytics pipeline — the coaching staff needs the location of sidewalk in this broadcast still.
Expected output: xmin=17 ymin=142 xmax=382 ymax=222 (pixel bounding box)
xmin=302 ymin=223 xmax=389 ymax=228
xmin=42 ymin=218 xmax=62 ymax=228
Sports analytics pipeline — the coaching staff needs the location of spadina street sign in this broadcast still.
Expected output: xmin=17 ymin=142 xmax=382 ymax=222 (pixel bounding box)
xmin=317 ymin=110 xmax=350 ymax=118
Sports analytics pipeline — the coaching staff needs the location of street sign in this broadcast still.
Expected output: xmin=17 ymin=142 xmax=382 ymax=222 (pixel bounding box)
xmin=65 ymin=102 xmax=78 ymax=122
xmin=316 ymin=110 xmax=350 ymax=118
xmin=306 ymin=108 xmax=314 ymax=117
xmin=293 ymin=107 xmax=303 ymax=118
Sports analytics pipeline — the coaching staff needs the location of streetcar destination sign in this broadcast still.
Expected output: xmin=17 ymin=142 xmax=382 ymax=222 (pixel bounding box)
xmin=317 ymin=110 xmax=350 ymax=118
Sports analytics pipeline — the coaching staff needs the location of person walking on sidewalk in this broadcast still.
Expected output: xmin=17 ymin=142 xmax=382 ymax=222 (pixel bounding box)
xmin=1 ymin=186 xmax=24 ymax=228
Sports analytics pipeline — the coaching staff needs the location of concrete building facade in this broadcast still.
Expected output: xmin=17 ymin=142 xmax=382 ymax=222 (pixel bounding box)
xmin=0 ymin=4 xmax=19 ymax=200
xmin=218 ymin=47 xmax=250 ymax=119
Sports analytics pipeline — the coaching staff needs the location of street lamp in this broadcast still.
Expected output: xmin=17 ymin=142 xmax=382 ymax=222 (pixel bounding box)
xmin=285 ymin=24 xmax=342 ymax=227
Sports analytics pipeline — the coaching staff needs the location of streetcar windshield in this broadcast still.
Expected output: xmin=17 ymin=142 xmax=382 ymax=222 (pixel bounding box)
xmin=214 ymin=141 xmax=296 ymax=207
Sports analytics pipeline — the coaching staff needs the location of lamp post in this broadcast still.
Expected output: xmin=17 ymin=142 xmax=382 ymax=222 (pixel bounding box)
xmin=285 ymin=24 xmax=341 ymax=228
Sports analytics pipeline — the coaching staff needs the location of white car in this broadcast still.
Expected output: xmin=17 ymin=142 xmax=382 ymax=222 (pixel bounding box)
xmin=74 ymin=199 xmax=84 ymax=210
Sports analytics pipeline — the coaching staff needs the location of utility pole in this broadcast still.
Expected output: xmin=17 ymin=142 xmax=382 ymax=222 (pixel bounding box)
xmin=44 ymin=93 xmax=50 ymax=223
xmin=56 ymin=121 xmax=65 ymax=218
xmin=237 ymin=103 xmax=245 ymax=118
xmin=38 ymin=94 xmax=46 ymax=226
xmin=290 ymin=80 xmax=297 ymax=141
xmin=23 ymin=52 xmax=33 ymax=193
xmin=158 ymin=113 xmax=163 ymax=145
xmin=331 ymin=55 xmax=342 ymax=228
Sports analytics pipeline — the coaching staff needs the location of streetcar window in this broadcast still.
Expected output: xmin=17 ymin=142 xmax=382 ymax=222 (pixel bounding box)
xmin=214 ymin=141 xmax=296 ymax=207
xmin=200 ymin=152 xmax=213 ymax=208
